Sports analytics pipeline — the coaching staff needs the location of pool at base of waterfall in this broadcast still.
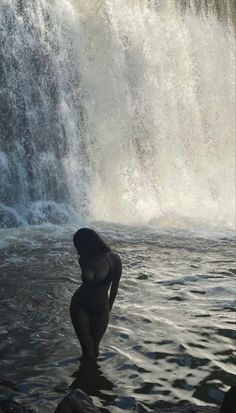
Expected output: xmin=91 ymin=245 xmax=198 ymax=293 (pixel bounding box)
xmin=0 ymin=223 xmax=235 ymax=412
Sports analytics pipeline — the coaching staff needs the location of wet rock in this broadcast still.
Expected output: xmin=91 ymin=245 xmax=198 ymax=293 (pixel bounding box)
xmin=137 ymin=274 xmax=148 ymax=280
xmin=0 ymin=400 xmax=37 ymax=413
xmin=136 ymin=404 xmax=216 ymax=413
xmin=54 ymin=389 xmax=100 ymax=413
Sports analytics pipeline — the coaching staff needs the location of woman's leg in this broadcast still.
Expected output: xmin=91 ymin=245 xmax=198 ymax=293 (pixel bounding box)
xmin=89 ymin=309 xmax=110 ymax=357
xmin=70 ymin=303 xmax=95 ymax=357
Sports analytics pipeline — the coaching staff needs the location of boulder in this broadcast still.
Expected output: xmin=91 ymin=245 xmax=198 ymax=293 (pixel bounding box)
xmin=54 ymin=389 xmax=100 ymax=413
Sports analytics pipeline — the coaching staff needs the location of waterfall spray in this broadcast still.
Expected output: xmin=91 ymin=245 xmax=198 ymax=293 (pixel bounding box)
xmin=0 ymin=0 xmax=235 ymax=229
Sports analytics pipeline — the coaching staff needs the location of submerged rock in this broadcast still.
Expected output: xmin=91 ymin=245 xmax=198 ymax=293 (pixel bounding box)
xmin=54 ymin=389 xmax=100 ymax=413
xmin=137 ymin=274 xmax=149 ymax=280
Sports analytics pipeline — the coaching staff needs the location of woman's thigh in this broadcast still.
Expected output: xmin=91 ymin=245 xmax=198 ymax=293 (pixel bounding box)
xmin=70 ymin=302 xmax=94 ymax=353
xmin=89 ymin=309 xmax=110 ymax=345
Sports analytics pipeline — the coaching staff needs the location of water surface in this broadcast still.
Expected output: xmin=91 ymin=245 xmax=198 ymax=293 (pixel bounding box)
xmin=0 ymin=224 xmax=235 ymax=412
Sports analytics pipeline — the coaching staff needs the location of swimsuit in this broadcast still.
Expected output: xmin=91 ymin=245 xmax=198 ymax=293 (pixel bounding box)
xmin=81 ymin=254 xmax=113 ymax=287
xmin=73 ymin=254 xmax=113 ymax=313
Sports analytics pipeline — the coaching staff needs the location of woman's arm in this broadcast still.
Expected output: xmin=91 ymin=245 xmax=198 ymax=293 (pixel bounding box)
xmin=109 ymin=253 xmax=122 ymax=311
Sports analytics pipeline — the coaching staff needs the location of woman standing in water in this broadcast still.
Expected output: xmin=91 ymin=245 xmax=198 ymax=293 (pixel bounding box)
xmin=70 ymin=228 xmax=122 ymax=358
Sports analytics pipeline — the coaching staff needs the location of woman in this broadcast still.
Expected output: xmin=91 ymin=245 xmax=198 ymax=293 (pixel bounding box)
xmin=70 ymin=228 xmax=122 ymax=358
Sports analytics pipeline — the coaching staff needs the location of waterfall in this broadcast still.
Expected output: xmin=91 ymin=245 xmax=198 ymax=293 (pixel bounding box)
xmin=0 ymin=0 xmax=235 ymax=229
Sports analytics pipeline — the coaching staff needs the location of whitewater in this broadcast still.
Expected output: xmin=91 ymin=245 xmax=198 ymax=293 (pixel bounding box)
xmin=0 ymin=0 xmax=235 ymax=230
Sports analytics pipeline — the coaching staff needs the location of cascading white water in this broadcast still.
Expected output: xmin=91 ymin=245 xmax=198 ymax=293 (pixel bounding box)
xmin=0 ymin=0 xmax=235 ymax=229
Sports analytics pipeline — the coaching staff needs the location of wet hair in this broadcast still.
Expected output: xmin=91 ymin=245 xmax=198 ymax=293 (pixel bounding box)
xmin=73 ymin=228 xmax=111 ymax=256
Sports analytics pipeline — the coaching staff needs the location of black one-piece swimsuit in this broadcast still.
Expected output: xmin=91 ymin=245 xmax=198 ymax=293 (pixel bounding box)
xmin=73 ymin=254 xmax=113 ymax=313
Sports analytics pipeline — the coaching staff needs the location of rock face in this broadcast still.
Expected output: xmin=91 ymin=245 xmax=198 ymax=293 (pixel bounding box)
xmin=54 ymin=389 xmax=100 ymax=413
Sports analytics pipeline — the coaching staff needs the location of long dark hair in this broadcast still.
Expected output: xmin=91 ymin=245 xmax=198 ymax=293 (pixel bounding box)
xmin=73 ymin=228 xmax=111 ymax=256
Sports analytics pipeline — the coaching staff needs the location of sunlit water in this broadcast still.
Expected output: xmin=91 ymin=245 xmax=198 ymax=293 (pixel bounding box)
xmin=0 ymin=224 xmax=235 ymax=412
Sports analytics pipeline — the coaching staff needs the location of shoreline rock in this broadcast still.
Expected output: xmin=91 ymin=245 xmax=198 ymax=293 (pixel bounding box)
xmin=54 ymin=389 xmax=100 ymax=413
xmin=4 ymin=387 xmax=236 ymax=413
xmin=0 ymin=394 xmax=219 ymax=413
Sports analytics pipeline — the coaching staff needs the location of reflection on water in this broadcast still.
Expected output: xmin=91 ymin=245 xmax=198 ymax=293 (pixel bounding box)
xmin=71 ymin=358 xmax=115 ymax=410
xmin=0 ymin=224 xmax=235 ymax=412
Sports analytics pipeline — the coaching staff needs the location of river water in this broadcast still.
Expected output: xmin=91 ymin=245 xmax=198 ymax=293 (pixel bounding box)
xmin=0 ymin=223 xmax=235 ymax=412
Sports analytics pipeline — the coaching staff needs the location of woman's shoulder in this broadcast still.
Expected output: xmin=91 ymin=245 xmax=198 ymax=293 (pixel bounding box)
xmin=107 ymin=252 xmax=122 ymax=276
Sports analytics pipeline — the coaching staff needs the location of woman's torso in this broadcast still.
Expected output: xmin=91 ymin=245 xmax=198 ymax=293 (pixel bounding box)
xmin=72 ymin=253 xmax=113 ymax=312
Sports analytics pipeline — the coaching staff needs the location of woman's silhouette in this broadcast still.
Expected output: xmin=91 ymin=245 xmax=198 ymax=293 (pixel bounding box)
xmin=70 ymin=228 xmax=122 ymax=358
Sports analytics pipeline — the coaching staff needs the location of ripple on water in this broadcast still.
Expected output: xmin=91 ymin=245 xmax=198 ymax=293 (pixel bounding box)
xmin=0 ymin=226 xmax=235 ymax=412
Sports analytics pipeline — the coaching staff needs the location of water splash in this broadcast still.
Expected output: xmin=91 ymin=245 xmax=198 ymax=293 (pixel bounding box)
xmin=0 ymin=0 xmax=235 ymax=229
